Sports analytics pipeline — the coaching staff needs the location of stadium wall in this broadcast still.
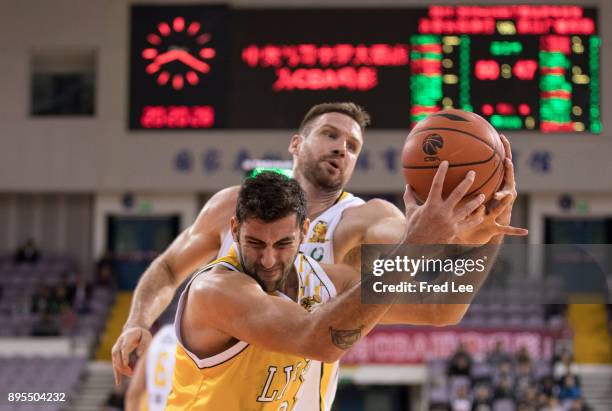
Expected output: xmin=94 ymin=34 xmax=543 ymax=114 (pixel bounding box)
xmin=0 ymin=0 xmax=610 ymax=193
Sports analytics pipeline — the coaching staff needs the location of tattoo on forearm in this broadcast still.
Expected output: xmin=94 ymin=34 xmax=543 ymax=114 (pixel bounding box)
xmin=330 ymin=327 xmax=362 ymax=349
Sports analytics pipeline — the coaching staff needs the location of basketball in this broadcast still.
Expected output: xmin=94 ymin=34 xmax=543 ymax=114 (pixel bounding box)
xmin=402 ymin=109 xmax=505 ymax=203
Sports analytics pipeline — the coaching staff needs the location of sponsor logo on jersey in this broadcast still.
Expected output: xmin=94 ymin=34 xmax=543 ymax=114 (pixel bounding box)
xmin=300 ymin=294 xmax=322 ymax=312
xmin=308 ymin=221 xmax=329 ymax=243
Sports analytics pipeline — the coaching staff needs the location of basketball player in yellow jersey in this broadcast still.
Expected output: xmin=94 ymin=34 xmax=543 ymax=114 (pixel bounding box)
xmin=113 ymin=102 xmax=527 ymax=384
xmin=166 ymin=172 xmax=486 ymax=411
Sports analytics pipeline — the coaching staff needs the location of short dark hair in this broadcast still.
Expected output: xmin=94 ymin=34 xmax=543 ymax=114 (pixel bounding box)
xmin=236 ymin=171 xmax=307 ymax=227
xmin=299 ymin=102 xmax=371 ymax=136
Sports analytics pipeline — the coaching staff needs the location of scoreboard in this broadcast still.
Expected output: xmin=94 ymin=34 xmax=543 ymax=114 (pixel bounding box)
xmin=129 ymin=5 xmax=600 ymax=133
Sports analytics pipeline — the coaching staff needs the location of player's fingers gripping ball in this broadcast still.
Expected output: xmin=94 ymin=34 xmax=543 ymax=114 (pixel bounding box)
xmin=402 ymin=109 xmax=505 ymax=203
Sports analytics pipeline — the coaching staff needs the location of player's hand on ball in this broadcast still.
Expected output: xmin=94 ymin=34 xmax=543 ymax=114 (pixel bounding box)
xmin=403 ymin=160 xmax=486 ymax=244
xmin=111 ymin=325 xmax=153 ymax=385
xmin=454 ymin=134 xmax=528 ymax=245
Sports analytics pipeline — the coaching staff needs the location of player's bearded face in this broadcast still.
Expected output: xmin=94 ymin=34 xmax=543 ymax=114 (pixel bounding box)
xmin=294 ymin=113 xmax=362 ymax=192
xmin=235 ymin=215 xmax=305 ymax=293
xmin=299 ymin=145 xmax=346 ymax=191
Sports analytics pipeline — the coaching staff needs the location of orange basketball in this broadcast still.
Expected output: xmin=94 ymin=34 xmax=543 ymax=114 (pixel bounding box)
xmin=402 ymin=109 xmax=505 ymax=203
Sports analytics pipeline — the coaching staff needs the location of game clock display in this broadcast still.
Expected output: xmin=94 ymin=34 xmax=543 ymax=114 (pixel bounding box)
xmin=128 ymin=5 xmax=600 ymax=133
xmin=129 ymin=5 xmax=230 ymax=129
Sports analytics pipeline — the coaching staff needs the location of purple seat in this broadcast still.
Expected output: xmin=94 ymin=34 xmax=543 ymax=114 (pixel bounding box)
xmin=525 ymin=316 xmax=545 ymax=328
xmin=429 ymin=385 xmax=450 ymax=404
xmin=548 ymin=316 xmax=565 ymax=329
xmin=449 ymin=375 xmax=471 ymax=398
xmin=486 ymin=315 xmax=506 ymax=327
xmin=507 ymin=315 xmax=524 ymax=327
xmin=493 ymin=399 xmax=516 ymax=411
xmin=505 ymin=304 xmax=522 ymax=315
xmin=428 ymin=359 xmax=448 ymax=378
xmin=487 ymin=303 xmax=504 ymax=315
xmin=465 ymin=314 xmax=487 ymax=328
xmin=468 ymin=304 xmax=486 ymax=315
xmin=534 ymin=360 xmax=552 ymax=379
xmin=471 ymin=362 xmax=492 ymax=380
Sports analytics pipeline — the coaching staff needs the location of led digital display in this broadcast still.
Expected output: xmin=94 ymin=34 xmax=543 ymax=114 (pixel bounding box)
xmin=129 ymin=5 xmax=600 ymax=132
xmin=129 ymin=5 xmax=230 ymax=129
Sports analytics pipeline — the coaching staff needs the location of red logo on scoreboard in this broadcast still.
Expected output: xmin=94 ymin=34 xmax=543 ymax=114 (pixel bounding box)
xmin=141 ymin=17 xmax=216 ymax=90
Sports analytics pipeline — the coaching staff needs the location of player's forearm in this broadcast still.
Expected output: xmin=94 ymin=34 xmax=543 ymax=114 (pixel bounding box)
xmin=376 ymin=242 xmax=499 ymax=325
xmin=489 ymin=234 xmax=504 ymax=245
xmin=437 ymin=242 xmax=500 ymax=323
xmin=453 ymin=242 xmax=499 ymax=293
xmin=304 ymin=274 xmax=402 ymax=362
xmin=124 ymin=391 xmax=143 ymax=411
xmin=413 ymin=243 xmax=500 ymax=310
xmin=125 ymin=257 xmax=179 ymax=329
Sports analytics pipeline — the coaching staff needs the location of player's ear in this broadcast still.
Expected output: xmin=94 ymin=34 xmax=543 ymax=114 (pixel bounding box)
xmin=288 ymin=134 xmax=302 ymax=156
xmin=301 ymin=218 xmax=310 ymax=239
xmin=230 ymin=216 xmax=239 ymax=242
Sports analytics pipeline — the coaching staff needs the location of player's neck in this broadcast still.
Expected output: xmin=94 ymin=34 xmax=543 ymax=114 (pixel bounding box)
xmin=296 ymin=175 xmax=343 ymax=219
xmin=280 ymin=266 xmax=300 ymax=301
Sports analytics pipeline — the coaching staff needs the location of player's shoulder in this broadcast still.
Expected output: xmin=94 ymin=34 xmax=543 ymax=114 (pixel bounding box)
xmin=189 ymin=265 xmax=257 ymax=302
xmin=207 ymin=185 xmax=241 ymax=210
xmin=192 ymin=185 xmax=240 ymax=231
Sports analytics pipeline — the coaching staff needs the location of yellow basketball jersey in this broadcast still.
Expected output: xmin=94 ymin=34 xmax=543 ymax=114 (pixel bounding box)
xmin=166 ymin=249 xmax=337 ymax=411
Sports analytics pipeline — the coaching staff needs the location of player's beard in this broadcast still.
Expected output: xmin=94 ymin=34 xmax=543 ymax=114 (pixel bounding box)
xmin=299 ymin=150 xmax=344 ymax=192
xmin=238 ymin=246 xmax=298 ymax=293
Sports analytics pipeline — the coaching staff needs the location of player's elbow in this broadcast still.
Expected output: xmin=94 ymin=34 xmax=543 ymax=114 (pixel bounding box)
xmin=297 ymin=338 xmax=340 ymax=363
xmin=430 ymin=304 xmax=469 ymax=327
xmin=309 ymin=346 xmax=343 ymax=363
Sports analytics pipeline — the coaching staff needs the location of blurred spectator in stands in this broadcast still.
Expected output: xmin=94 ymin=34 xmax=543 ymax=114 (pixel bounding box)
xmin=493 ymin=360 xmax=514 ymax=387
xmin=541 ymin=396 xmax=563 ymax=411
xmin=96 ymin=251 xmax=117 ymax=289
xmin=493 ymin=375 xmax=514 ymax=400
xmin=568 ymin=398 xmax=591 ymax=411
xmin=539 ymin=376 xmax=560 ymax=398
xmin=515 ymin=360 xmax=535 ymax=399
xmin=73 ymin=272 xmax=93 ymax=314
xmin=59 ymin=302 xmax=78 ymax=335
xmin=452 ymin=386 xmax=472 ymax=411
xmin=537 ymin=393 xmax=550 ymax=410
xmin=31 ymin=313 xmax=60 ymax=336
xmin=47 ymin=285 xmax=71 ymax=315
xmin=471 ymin=385 xmax=493 ymax=411
xmin=58 ymin=271 xmax=77 ymax=305
xmin=449 ymin=343 xmax=473 ymax=377
xmin=517 ymin=385 xmax=538 ymax=411
xmin=515 ymin=345 xmax=531 ymax=364
xmin=31 ymin=284 xmax=51 ymax=314
xmin=558 ymin=374 xmax=582 ymax=402
xmin=486 ymin=341 xmax=511 ymax=366
xmin=553 ymin=350 xmax=577 ymax=381
xmin=55 ymin=275 xmax=77 ymax=332
xmin=14 ymin=238 xmax=41 ymax=264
